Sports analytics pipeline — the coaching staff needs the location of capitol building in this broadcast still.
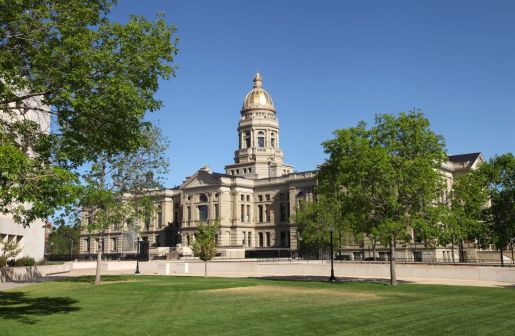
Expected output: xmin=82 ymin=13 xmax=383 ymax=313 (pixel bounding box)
xmin=79 ymin=73 xmax=484 ymax=261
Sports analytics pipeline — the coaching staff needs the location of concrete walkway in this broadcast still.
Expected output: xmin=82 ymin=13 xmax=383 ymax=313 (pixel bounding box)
xmin=2 ymin=267 xmax=514 ymax=290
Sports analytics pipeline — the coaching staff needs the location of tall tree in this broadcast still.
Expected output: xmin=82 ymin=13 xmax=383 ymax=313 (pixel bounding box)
xmin=80 ymin=125 xmax=169 ymax=285
xmin=192 ymin=221 xmax=220 ymax=278
xmin=440 ymin=172 xmax=489 ymax=262
xmin=0 ymin=0 xmax=178 ymax=226
xmin=320 ymin=111 xmax=447 ymax=285
xmin=480 ymin=153 xmax=515 ymax=266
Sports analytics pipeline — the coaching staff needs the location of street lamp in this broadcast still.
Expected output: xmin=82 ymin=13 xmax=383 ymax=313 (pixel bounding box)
xmin=329 ymin=225 xmax=336 ymax=282
xmin=135 ymin=235 xmax=141 ymax=275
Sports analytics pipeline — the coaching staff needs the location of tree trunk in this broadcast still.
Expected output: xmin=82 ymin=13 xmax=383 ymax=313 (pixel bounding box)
xmin=95 ymin=247 xmax=102 ymax=285
xmin=372 ymin=239 xmax=377 ymax=261
xmin=389 ymin=235 xmax=397 ymax=286
xmin=204 ymin=260 xmax=207 ymax=278
xmin=451 ymin=242 xmax=455 ymax=263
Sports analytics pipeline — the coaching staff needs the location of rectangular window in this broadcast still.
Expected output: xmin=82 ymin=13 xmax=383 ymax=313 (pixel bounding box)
xmin=265 ymin=194 xmax=270 ymax=201
xmin=241 ymin=204 xmax=245 ymax=221
xmin=246 ymin=205 xmax=250 ymax=222
xmin=246 ymin=195 xmax=250 ymax=202
xmin=111 ymin=238 xmax=117 ymax=252
xmin=187 ymin=206 xmax=191 ymax=222
xmin=258 ymin=195 xmax=263 ymax=202
xmin=214 ymin=203 xmax=219 ymax=219
xmin=198 ymin=205 xmax=208 ymax=221
xmin=259 ymin=232 xmax=263 ymax=247
xmin=248 ymin=232 xmax=252 ymax=247
xmin=266 ymin=232 xmax=271 ymax=247
xmin=265 ymin=204 xmax=270 ymax=222
xmin=241 ymin=194 xmax=245 ymax=201
xmin=145 ymin=213 xmax=151 ymax=230
xmin=280 ymin=203 xmax=287 ymax=221
xmin=258 ymin=205 xmax=263 ymax=223
xmin=242 ymin=231 xmax=246 ymax=246
xmin=157 ymin=206 xmax=163 ymax=227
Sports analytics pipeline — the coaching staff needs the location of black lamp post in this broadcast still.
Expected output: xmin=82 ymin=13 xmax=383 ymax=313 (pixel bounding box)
xmin=329 ymin=225 xmax=336 ymax=282
xmin=135 ymin=236 xmax=140 ymax=275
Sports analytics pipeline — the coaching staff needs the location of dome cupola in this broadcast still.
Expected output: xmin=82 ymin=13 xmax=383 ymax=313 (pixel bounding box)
xmin=242 ymin=72 xmax=275 ymax=112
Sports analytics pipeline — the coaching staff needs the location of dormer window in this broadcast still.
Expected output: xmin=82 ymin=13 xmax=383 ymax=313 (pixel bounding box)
xmin=199 ymin=194 xmax=208 ymax=202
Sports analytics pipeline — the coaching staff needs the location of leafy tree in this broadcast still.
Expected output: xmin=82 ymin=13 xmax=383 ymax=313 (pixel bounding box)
xmin=80 ymin=125 xmax=169 ymax=285
xmin=1 ymin=239 xmax=22 ymax=261
xmin=480 ymin=153 xmax=515 ymax=266
xmin=47 ymin=222 xmax=81 ymax=256
xmin=294 ymin=195 xmax=350 ymax=259
xmin=0 ymin=0 xmax=178 ymax=226
xmin=192 ymin=221 xmax=220 ymax=278
xmin=440 ymin=172 xmax=489 ymax=262
xmin=320 ymin=111 xmax=447 ymax=285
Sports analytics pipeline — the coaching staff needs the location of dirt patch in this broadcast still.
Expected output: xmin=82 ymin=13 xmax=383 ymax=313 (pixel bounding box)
xmin=205 ymin=285 xmax=378 ymax=299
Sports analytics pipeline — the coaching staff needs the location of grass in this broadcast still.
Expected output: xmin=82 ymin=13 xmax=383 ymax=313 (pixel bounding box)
xmin=1 ymin=275 xmax=515 ymax=335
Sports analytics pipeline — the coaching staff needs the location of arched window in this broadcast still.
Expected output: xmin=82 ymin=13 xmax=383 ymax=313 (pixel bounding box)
xmin=258 ymin=131 xmax=265 ymax=148
xmin=199 ymin=193 xmax=208 ymax=202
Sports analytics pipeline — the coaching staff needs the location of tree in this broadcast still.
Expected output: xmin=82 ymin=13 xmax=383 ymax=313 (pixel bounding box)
xmin=80 ymin=124 xmax=169 ymax=285
xmin=294 ymin=195 xmax=350 ymax=259
xmin=480 ymin=153 xmax=515 ymax=266
xmin=0 ymin=0 xmax=178 ymax=226
xmin=440 ymin=172 xmax=489 ymax=262
xmin=192 ymin=221 xmax=220 ymax=278
xmin=320 ymin=111 xmax=447 ymax=285
xmin=47 ymin=222 xmax=81 ymax=256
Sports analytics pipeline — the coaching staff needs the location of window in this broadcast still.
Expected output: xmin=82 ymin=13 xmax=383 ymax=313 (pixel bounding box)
xmin=258 ymin=205 xmax=263 ymax=223
xmin=265 ymin=204 xmax=270 ymax=222
xmin=111 ymin=238 xmax=117 ymax=252
xmin=258 ymin=195 xmax=263 ymax=202
xmin=145 ymin=213 xmax=151 ymax=230
xmin=199 ymin=194 xmax=208 ymax=202
xmin=241 ymin=194 xmax=245 ymax=201
xmin=258 ymin=131 xmax=265 ymax=148
xmin=246 ymin=195 xmax=250 ymax=202
xmin=242 ymin=231 xmax=246 ymax=246
xmin=157 ymin=205 xmax=163 ymax=227
xmin=259 ymin=233 xmax=264 ymax=247
xmin=280 ymin=203 xmax=287 ymax=221
xmin=266 ymin=232 xmax=271 ymax=247
xmin=245 ymin=131 xmax=251 ymax=148
xmin=248 ymin=233 xmax=252 ymax=247
xmin=187 ymin=206 xmax=191 ymax=221
xmin=86 ymin=238 xmax=90 ymax=252
xmin=246 ymin=205 xmax=250 ymax=222
xmin=241 ymin=204 xmax=245 ymax=221
xmin=271 ymin=132 xmax=276 ymax=148
xmin=265 ymin=194 xmax=270 ymax=201
xmin=214 ymin=203 xmax=219 ymax=219
xmin=280 ymin=231 xmax=286 ymax=247
xmin=198 ymin=205 xmax=208 ymax=221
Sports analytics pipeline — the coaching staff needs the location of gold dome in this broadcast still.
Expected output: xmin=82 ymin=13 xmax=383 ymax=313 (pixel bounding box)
xmin=242 ymin=73 xmax=275 ymax=111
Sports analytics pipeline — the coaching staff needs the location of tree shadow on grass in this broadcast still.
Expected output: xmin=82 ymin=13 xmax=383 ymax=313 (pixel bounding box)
xmin=252 ymin=275 xmax=414 ymax=285
xmin=0 ymin=291 xmax=80 ymax=325
xmin=54 ymin=275 xmax=134 ymax=283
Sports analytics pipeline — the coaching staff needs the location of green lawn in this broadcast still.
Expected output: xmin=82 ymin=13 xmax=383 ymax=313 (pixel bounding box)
xmin=1 ymin=275 xmax=514 ymax=335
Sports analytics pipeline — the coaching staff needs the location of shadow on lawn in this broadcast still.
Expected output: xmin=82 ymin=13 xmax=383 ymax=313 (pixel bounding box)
xmin=0 ymin=291 xmax=80 ymax=325
xmin=253 ymin=275 xmax=414 ymax=285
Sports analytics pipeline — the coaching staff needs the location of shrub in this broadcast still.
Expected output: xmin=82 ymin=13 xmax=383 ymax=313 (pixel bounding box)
xmin=15 ymin=257 xmax=35 ymax=267
xmin=0 ymin=255 xmax=6 ymax=267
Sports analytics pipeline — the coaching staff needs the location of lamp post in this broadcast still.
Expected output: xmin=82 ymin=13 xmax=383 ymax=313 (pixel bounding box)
xmin=329 ymin=225 xmax=336 ymax=282
xmin=135 ymin=236 xmax=140 ymax=275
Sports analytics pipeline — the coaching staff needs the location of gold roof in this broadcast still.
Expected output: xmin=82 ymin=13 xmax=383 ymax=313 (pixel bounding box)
xmin=242 ymin=73 xmax=275 ymax=111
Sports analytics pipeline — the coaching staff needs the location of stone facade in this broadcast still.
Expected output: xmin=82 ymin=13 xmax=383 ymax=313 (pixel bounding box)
xmin=79 ymin=74 xmax=485 ymax=262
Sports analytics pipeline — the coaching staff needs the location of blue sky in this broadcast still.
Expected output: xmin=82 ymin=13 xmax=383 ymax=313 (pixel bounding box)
xmin=110 ymin=0 xmax=515 ymax=187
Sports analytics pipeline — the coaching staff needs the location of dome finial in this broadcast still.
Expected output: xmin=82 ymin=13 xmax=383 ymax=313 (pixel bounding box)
xmin=253 ymin=72 xmax=263 ymax=88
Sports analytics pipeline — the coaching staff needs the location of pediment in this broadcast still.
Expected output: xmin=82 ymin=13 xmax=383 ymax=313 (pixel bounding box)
xmin=181 ymin=171 xmax=221 ymax=189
